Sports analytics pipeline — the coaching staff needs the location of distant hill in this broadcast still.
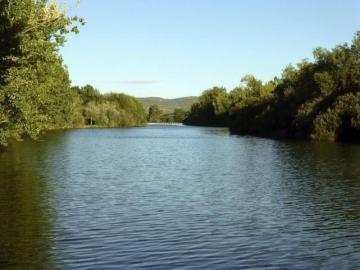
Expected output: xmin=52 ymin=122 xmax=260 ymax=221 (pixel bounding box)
xmin=137 ymin=96 xmax=198 ymax=113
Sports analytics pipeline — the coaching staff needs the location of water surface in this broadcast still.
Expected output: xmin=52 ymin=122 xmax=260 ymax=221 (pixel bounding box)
xmin=1 ymin=126 xmax=360 ymax=269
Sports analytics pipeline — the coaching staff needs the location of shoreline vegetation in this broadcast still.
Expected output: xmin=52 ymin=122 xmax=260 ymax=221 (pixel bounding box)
xmin=0 ymin=1 xmax=359 ymax=146
xmin=184 ymin=32 xmax=360 ymax=143
xmin=0 ymin=1 xmax=147 ymax=146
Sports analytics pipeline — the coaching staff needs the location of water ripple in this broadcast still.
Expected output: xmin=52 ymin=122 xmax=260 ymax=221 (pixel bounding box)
xmin=1 ymin=126 xmax=360 ymax=269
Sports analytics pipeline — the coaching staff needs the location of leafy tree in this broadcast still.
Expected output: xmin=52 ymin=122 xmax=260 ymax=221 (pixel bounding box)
xmin=0 ymin=0 xmax=84 ymax=145
xmin=80 ymin=89 xmax=146 ymax=127
xmin=77 ymin=85 xmax=102 ymax=105
xmin=173 ymin=108 xmax=187 ymax=122
xmin=186 ymin=31 xmax=360 ymax=143
xmin=240 ymin=75 xmax=263 ymax=97
xmin=229 ymin=31 xmax=360 ymax=141
xmin=184 ymin=87 xmax=229 ymax=126
xmin=147 ymin=105 xmax=163 ymax=123
xmin=160 ymin=113 xmax=173 ymax=123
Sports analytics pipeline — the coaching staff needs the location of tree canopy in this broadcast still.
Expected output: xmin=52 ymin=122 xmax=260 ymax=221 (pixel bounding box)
xmin=0 ymin=1 xmax=146 ymax=146
xmin=0 ymin=0 xmax=84 ymax=145
xmin=185 ymin=31 xmax=360 ymax=142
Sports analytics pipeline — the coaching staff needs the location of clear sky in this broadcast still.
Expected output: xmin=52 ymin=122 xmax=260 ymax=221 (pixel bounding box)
xmin=60 ymin=0 xmax=360 ymax=98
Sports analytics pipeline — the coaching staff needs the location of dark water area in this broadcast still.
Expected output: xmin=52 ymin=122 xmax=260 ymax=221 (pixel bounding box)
xmin=1 ymin=125 xmax=360 ymax=269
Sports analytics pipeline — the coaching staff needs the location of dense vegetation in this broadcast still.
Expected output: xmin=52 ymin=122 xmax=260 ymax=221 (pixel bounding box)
xmin=72 ymin=85 xmax=146 ymax=128
xmin=0 ymin=0 xmax=146 ymax=146
xmin=138 ymin=96 xmax=198 ymax=113
xmin=147 ymin=104 xmax=187 ymax=123
xmin=185 ymin=32 xmax=360 ymax=143
xmin=1 ymin=0 xmax=358 ymax=145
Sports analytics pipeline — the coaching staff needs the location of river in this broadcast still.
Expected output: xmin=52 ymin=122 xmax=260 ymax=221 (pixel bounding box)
xmin=1 ymin=125 xmax=360 ymax=269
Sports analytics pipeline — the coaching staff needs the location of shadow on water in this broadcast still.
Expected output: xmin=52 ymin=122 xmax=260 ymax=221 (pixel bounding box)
xmin=268 ymin=141 xmax=360 ymax=267
xmin=274 ymin=141 xmax=360 ymax=218
xmin=0 ymin=132 xmax=70 ymax=269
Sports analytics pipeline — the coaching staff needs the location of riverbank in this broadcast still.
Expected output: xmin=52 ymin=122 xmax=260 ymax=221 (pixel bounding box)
xmin=184 ymin=32 xmax=360 ymax=143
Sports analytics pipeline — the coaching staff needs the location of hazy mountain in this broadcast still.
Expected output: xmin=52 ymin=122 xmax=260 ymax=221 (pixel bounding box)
xmin=137 ymin=96 xmax=198 ymax=113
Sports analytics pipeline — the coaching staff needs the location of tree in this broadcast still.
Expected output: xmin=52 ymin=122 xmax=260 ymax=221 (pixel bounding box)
xmin=147 ymin=105 xmax=163 ymax=123
xmin=185 ymin=87 xmax=229 ymax=126
xmin=186 ymin=31 xmax=360 ymax=142
xmin=173 ymin=108 xmax=187 ymax=123
xmin=80 ymin=90 xmax=147 ymax=127
xmin=0 ymin=0 xmax=84 ymax=145
xmin=77 ymin=85 xmax=102 ymax=105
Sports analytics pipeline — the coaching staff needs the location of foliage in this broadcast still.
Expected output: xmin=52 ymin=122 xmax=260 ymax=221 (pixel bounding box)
xmin=0 ymin=0 xmax=84 ymax=145
xmin=311 ymin=93 xmax=360 ymax=142
xmin=138 ymin=96 xmax=198 ymax=113
xmin=172 ymin=108 xmax=187 ymax=123
xmin=186 ymin=31 xmax=360 ymax=143
xmin=77 ymin=85 xmax=147 ymax=127
xmin=0 ymin=1 xmax=146 ymax=146
xmin=184 ymin=87 xmax=229 ymax=126
xmin=147 ymin=105 xmax=163 ymax=123
xmin=146 ymin=105 xmax=187 ymax=123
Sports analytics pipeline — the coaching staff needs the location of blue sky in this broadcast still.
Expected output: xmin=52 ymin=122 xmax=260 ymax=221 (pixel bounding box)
xmin=61 ymin=0 xmax=360 ymax=98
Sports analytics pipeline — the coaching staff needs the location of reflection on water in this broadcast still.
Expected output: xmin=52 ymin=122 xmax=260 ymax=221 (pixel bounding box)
xmin=0 ymin=137 xmax=59 ymax=269
xmin=1 ymin=126 xmax=360 ymax=269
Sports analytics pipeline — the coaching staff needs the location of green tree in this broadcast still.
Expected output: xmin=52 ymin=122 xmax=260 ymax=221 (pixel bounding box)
xmin=147 ymin=105 xmax=163 ymax=123
xmin=228 ymin=31 xmax=360 ymax=142
xmin=173 ymin=108 xmax=187 ymax=122
xmin=187 ymin=31 xmax=360 ymax=143
xmin=77 ymin=85 xmax=102 ymax=105
xmin=80 ymin=89 xmax=146 ymax=127
xmin=185 ymin=87 xmax=229 ymax=126
xmin=0 ymin=0 xmax=84 ymax=145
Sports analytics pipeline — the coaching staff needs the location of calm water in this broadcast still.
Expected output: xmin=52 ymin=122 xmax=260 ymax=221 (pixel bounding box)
xmin=1 ymin=126 xmax=360 ymax=269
